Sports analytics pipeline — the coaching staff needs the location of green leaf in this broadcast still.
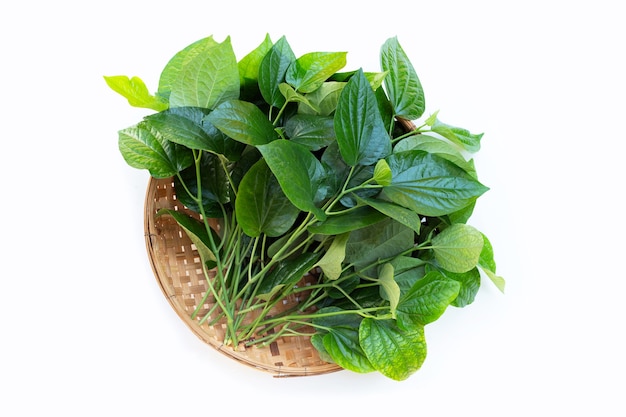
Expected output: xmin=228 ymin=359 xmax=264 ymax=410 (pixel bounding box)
xmin=255 ymin=252 xmax=320 ymax=300
xmin=359 ymin=318 xmax=426 ymax=381
xmin=378 ymin=263 xmax=400 ymax=317
xmin=383 ymin=150 xmax=489 ymax=216
xmin=257 ymin=140 xmax=326 ymax=220
xmin=284 ymin=114 xmax=335 ymax=151
xmin=169 ymin=37 xmax=239 ymax=109
xmin=235 ymin=159 xmax=300 ymax=237
xmin=356 ymin=196 xmax=421 ymax=234
xmin=238 ymin=34 xmax=273 ymax=99
xmin=286 ymin=51 xmax=347 ymax=93
xmin=307 ymin=206 xmax=386 ymax=235
xmin=174 ymin=153 xmax=229 ymax=218
xmin=258 ymin=36 xmax=296 ymax=108
xmin=430 ymin=118 xmax=483 ymax=153
xmin=380 ymin=37 xmax=425 ymax=119
xmin=440 ymin=267 xmax=481 ymax=308
xmin=334 ymin=69 xmax=391 ymax=166
xmin=104 ymin=75 xmax=168 ymax=111
xmin=298 ymin=81 xmax=345 ymax=116
xmin=315 ymin=233 xmax=350 ymax=280
xmin=157 ymin=36 xmax=219 ymax=101
xmin=395 ymin=271 xmax=461 ymax=329
xmin=156 ymin=209 xmax=219 ymax=265
xmin=373 ymin=159 xmax=392 ymax=186
xmin=118 ymin=122 xmax=192 ymax=178
xmin=478 ymin=233 xmax=506 ymax=293
xmin=313 ymin=307 xmax=375 ymax=373
xmin=207 ymin=100 xmax=278 ymax=145
xmin=278 ymin=83 xmax=319 ymax=112
xmin=431 ymin=224 xmax=484 ymax=273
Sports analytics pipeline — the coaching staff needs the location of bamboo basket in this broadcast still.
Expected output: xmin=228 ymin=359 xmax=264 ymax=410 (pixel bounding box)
xmin=144 ymin=177 xmax=342 ymax=377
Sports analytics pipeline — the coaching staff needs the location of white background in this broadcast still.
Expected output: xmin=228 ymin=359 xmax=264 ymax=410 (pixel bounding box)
xmin=2 ymin=0 xmax=624 ymax=415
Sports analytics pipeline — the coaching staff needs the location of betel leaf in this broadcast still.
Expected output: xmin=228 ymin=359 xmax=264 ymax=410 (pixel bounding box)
xmin=431 ymin=224 xmax=484 ymax=273
xmin=307 ymin=206 xmax=386 ymax=235
xmin=478 ymin=233 xmax=506 ymax=293
xmin=373 ymin=159 xmax=392 ymax=186
xmin=168 ymin=36 xmax=239 ymax=109
xmin=359 ymin=318 xmax=427 ymax=381
xmin=118 ymin=122 xmax=192 ymax=178
xmin=298 ymin=81 xmax=346 ymax=116
xmin=258 ymin=36 xmax=296 ymax=108
xmin=284 ymin=114 xmax=335 ymax=151
xmin=395 ymin=271 xmax=461 ymax=330
xmin=103 ymin=75 xmax=168 ymax=111
xmin=286 ymin=51 xmax=348 ymax=93
xmin=255 ymin=252 xmax=320 ymax=300
xmin=207 ymin=100 xmax=278 ymax=145
xmin=257 ymin=140 xmax=327 ymax=220
xmin=383 ymin=150 xmax=489 ymax=216
xmin=378 ymin=263 xmax=400 ymax=318
xmin=312 ymin=307 xmax=375 ymax=374
xmin=156 ymin=209 xmax=220 ymax=266
xmin=278 ymin=83 xmax=319 ymax=113
xmin=430 ymin=118 xmax=483 ymax=153
xmin=235 ymin=159 xmax=300 ymax=237
xmin=238 ymin=33 xmax=273 ymax=100
xmin=315 ymin=233 xmax=350 ymax=280
xmin=157 ymin=36 xmax=219 ymax=101
xmin=439 ymin=267 xmax=481 ymax=308
xmin=381 ymin=36 xmax=425 ymax=119
xmin=356 ymin=196 xmax=421 ymax=234
xmin=334 ymin=69 xmax=391 ymax=166
xmin=174 ymin=153 xmax=229 ymax=218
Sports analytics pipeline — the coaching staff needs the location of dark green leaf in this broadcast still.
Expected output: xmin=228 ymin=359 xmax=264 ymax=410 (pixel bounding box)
xmin=380 ymin=36 xmax=425 ymax=119
xmin=284 ymin=114 xmax=336 ymax=151
xmin=255 ymin=252 xmax=320 ymax=299
xmin=334 ymin=69 xmax=391 ymax=166
xmin=207 ymin=100 xmax=278 ymax=145
xmin=383 ymin=150 xmax=489 ymax=216
xmin=307 ymin=206 xmax=386 ymax=235
xmin=396 ymin=271 xmax=461 ymax=329
xmin=356 ymin=196 xmax=421 ymax=234
xmin=360 ymin=318 xmax=426 ymax=381
xmin=258 ymin=36 xmax=296 ymax=108
xmin=235 ymin=159 xmax=300 ymax=237
xmin=440 ymin=267 xmax=481 ymax=308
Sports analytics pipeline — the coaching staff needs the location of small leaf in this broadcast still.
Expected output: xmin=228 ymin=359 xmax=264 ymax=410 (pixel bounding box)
xmin=356 ymin=196 xmax=421 ymax=234
xmin=104 ymin=75 xmax=168 ymax=111
xmin=238 ymin=34 xmax=273 ymax=99
xmin=286 ymin=51 xmax=347 ymax=93
xmin=307 ymin=206 xmax=386 ymax=235
xmin=255 ymin=252 xmax=320 ymax=300
xmin=478 ymin=233 xmax=506 ymax=292
xmin=258 ymin=36 xmax=296 ymax=108
xmin=207 ymin=100 xmax=278 ymax=145
xmin=378 ymin=263 xmax=400 ymax=317
xmin=381 ymin=37 xmax=425 ymax=119
xmin=278 ymin=83 xmax=320 ymax=112
xmin=440 ymin=267 xmax=481 ymax=308
xmin=373 ymin=159 xmax=392 ymax=186
xmin=315 ymin=233 xmax=350 ymax=280
xmin=431 ymin=224 xmax=484 ymax=273
xmin=298 ymin=81 xmax=345 ymax=116
xmin=359 ymin=318 xmax=426 ymax=381
xmin=156 ymin=209 xmax=219 ymax=265
xmin=430 ymin=118 xmax=483 ymax=153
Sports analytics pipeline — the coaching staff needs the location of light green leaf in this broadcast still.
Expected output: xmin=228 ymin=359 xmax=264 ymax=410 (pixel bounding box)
xmin=104 ymin=75 xmax=168 ymax=111
xmin=334 ymin=69 xmax=391 ymax=166
xmin=359 ymin=318 xmax=426 ymax=381
xmin=478 ymin=233 xmax=506 ymax=293
xmin=373 ymin=159 xmax=392 ymax=186
xmin=238 ymin=34 xmax=273 ymax=98
xmin=298 ymin=81 xmax=345 ymax=116
xmin=257 ymin=140 xmax=327 ymax=220
xmin=207 ymin=100 xmax=278 ymax=145
xmin=286 ymin=51 xmax=347 ymax=93
xmin=278 ymin=83 xmax=319 ymax=112
xmin=316 ymin=233 xmax=350 ymax=280
xmin=430 ymin=118 xmax=483 ymax=153
xmin=378 ymin=263 xmax=400 ymax=318
xmin=169 ymin=37 xmax=239 ymax=109
xmin=431 ymin=224 xmax=484 ymax=273
xmin=381 ymin=36 xmax=425 ymax=119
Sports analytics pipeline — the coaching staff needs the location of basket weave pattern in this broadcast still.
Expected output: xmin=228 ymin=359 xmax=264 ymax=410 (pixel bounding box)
xmin=144 ymin=177 xmax=341 ymax=377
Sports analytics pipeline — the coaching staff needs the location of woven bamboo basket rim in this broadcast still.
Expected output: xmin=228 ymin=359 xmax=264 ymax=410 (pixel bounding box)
xmin=144 ymin=176 xmax=342 ymax=377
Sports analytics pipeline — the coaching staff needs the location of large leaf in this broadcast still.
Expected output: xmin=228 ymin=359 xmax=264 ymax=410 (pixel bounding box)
xmin=258 ymin=36 xmax=296 ymax=108
xmin=256 ymin=140 xmax=326 ymax=220
xmin=359 ymin=318 xmax=427 ymax=381
xmin=380 ymin=37 xmax=425 ymax=119
xmin=284 ymin=114 xmax=335 ymax=151
xmin=431 ymin=224 xmax=484 ymax=273
xmin=207 ymin=100 xmax=278 ymax=145
xmin=157 ymin=36 xmax=219 ymax=101
xmin=312 ymin=307 xmax=375 ymax=373
xmin=383 ymin=150 xmax=489 ymax=216
xmin=395 ymin=271 xmax=461 ymax=330
xmin=104 ymin=75 xmax=168 ymax=111
xmin=286 ymin=52 xmax=347 ymax=93
xmin=168 ymin=37 xmax=239 ymax=109
xmin=235 ymin=159 xmax=300 ymax=237
xmin=356 ymin=196 xmax=421 ymax=234
xmin=238 ymin=34 xmax=273 ymax=100
xmin=334 ymin=69 xmax=391 ymax=166
xmin=118 ymin=122 xmax=192 ymax=178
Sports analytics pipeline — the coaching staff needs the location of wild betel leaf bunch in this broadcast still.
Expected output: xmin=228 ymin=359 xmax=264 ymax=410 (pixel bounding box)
xmin=105 ymin=34 xmax=504 ymax=381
